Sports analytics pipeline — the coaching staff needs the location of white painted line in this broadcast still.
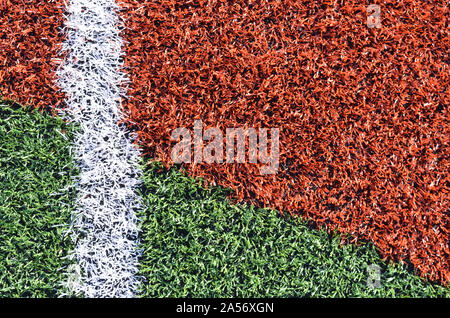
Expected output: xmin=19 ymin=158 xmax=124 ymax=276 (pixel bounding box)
xmin=57 ymin=0 xmax=142 ymax=298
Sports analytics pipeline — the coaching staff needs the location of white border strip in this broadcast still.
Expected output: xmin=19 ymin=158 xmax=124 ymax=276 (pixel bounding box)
xmin=57 ymin=0 xmax=142 ymax=297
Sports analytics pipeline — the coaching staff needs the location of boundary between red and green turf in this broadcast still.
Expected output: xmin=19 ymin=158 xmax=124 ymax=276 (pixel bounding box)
xmin=1 ymin=102 xmax=448 ymax=297
xmin=137 ymin=162 xmax=450 ymax=297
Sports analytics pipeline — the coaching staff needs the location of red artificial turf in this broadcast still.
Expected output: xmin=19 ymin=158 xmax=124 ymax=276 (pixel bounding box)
xmin=120 ymin=0 xmax=449 ymax=284
xmin=0 ymin=0 xmax=65 ymax=109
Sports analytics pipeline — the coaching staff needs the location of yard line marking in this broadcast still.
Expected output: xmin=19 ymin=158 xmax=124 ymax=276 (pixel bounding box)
xmin=57 ymin=0 xmax=142 ymax=297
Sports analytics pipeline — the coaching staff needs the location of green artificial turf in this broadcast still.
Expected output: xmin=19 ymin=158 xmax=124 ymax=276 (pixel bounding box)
xmin=0 ymin=102 xmax=77 ymax=297
xmin=138 ymin=163 xmax=450 ymax=297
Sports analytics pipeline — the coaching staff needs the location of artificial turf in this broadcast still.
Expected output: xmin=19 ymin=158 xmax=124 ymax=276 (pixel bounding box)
xmin=0 ymin=102 xmax=77 ymax=297
xmin=120 ymin=1 xmax=450 ymax=284
xmin=0 ymin=101 xmax=448 ymax=297
xmin=138 ymin=163 xmax=450 ymax=297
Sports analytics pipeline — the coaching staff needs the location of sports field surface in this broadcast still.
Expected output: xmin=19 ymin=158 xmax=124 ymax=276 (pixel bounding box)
xmin=0 ymin=102 xmax=448 ymax=297
xmin=0 ymin=103 xmax=76 ymax=297
xmin=0 ymin=0 xmax=448 ymax=297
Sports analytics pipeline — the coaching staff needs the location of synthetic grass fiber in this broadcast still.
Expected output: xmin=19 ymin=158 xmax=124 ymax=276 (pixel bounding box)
xmin=138 ymin=163 xmax=450 ymax=297
xmin=0 ymin=1 xmax=65 ymax=110
xmin=55 ymin=0 xmax=143 ymax=298
xmin=0 ymin=102 xmax=77 ymax=297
